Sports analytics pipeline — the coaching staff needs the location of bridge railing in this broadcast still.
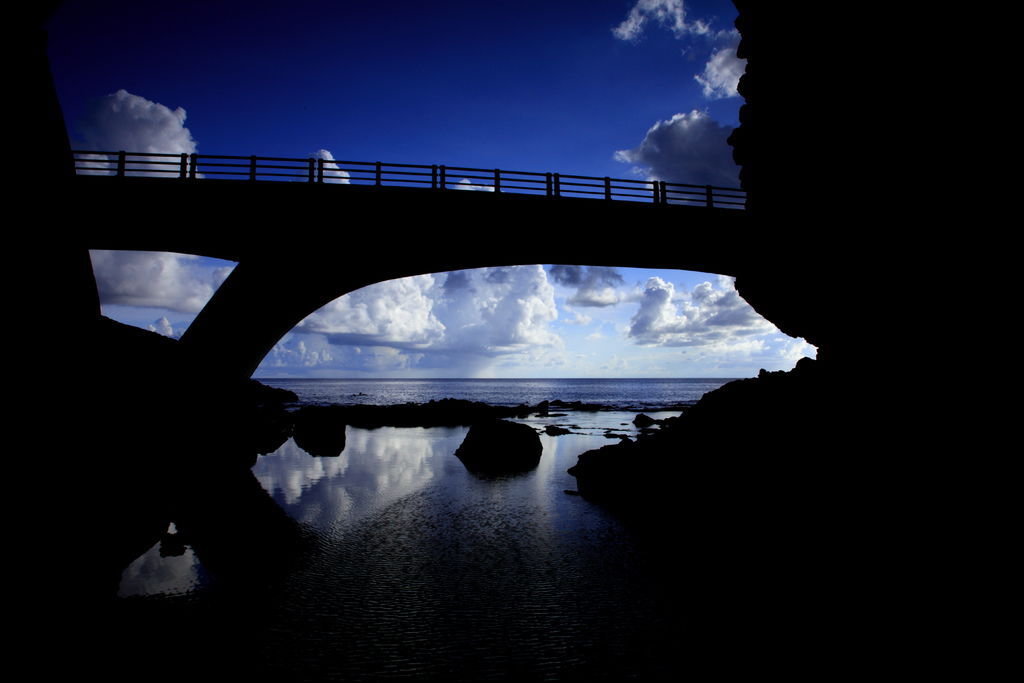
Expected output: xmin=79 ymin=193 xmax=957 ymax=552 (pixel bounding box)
xmin=72 ymin=150 xmax=746 ymax=209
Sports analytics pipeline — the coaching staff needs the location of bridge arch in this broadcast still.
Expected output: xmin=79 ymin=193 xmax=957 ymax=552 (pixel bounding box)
xmin=73 ymin=174 xmax=752 ymax=379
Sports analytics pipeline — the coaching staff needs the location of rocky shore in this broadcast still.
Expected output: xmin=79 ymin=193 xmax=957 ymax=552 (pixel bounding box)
xmin=564 ymin=356 xmax=845 ymax=521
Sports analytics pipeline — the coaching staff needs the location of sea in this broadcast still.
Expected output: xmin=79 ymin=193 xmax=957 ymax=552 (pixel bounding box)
xmin=115 ymin=377 xmax=736 ymax=680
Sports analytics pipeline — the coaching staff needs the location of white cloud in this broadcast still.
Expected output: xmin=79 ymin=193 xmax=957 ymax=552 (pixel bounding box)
xmin=313 ymin=149 xmax=350 ymax=184
xmin=453 ymin=178 xmax=495 ymax=191
xmin=90 ymin=250 xmax=236 ymax=313
xmin=76 ymin=90 xmax=197 ymax=176
xmin=147 ymin=316 xmax=186 ymax=339
xmin=695 ymin=44 xmax=745 ymax=99
xmin=614 ymin=110 xmax=739 ymax=186
xmin=297 ymin=274 xmax=446 ymax=348
xmin=628 ymin=274 xmax=775 ymax=347
xmin=264 ymin=266 xmax=562 ymax=375
xmin=79 ymin=89 xmax=197 ymax=154
xmin=564 ymin=309 xmax=593 ymax=326
xmin=612 ymin=0 xmax=710 ymax=41
xmin=433 ymin=266 xmax=560 ymax=354
xmin=612 ymin=3 xmax=745 ymax=103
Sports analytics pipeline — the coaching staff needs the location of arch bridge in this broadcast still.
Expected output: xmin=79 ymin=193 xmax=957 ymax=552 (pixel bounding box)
xmin=70 ymin=151 xmax=752 ymax=379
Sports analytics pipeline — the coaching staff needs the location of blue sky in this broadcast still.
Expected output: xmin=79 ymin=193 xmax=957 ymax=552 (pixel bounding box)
xmin=50 ymin=1 xmax=815 ymax=378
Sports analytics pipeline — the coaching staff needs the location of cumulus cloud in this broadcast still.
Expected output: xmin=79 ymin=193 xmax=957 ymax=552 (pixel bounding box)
xmin=79 ymin=89 xmax=197 ymax=154
xmin=612 ymin=0 xmax=710 ymax=41
xmin=433 ymin=265 xmax=560 ymax=354
xmin=549 ymin=265 xmax=626 ymax=307
xmin=313 ymin=149 xmax=350 ymax=184
xmin=614 ymin=110 xmax=739 ymax=186
xmin=628 ymin=274 xmax=774 ymax=347
xmin=90 ymin=250 xmax=235 ymax=313
xmin=75 ymin=90 xmax=197 ymax=175
xmin=147 ymin=316 xmax=187 ymax=339
xmin=297 ymin=274 xmax=445 ymax=348
xmin=453 ymin=178 xmax=495 ymax=191
xmin=695 ymin=43 xmax=745 ymax=99
xmin=269 ymin=265 xmax=561 ymax=375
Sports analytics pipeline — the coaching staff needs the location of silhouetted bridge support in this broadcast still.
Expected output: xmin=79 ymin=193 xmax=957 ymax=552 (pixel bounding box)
xmin=71 ymin=169 xmax=750 ymax=379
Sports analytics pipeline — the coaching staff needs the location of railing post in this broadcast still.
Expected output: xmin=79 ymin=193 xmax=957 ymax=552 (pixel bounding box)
xmin=659 ymin=181 xmax=667 ymax=204
xmin=116 ymin=150 xmax=126 ymax=177
xmin=494 ymin=169 xmax=501 ymax=193
xmin=439 ymin=165 xmax=447 ymax=190
xmin=317 ymin=158 xmax=324 ymax=183
xmin=308 ymin=158 xmax=315 ymax=183
xmin=553 ymin=173 xmax=561 ymax=197
xmin=604 ymin=176 xmax=611 ymax=200
xmin=705 ymin=185 xmax=713 ymax=208
xmin=431 ymin=164 xmax=438 ymax=189
xmin=249 ymin=155 xmax=257 ymax=181
xmin=651 ymin=180 xmax=659 ymax=204
xmin=375 ymin=161 xmax=382 ymax=186
xmin=179 ymin=153 xmax=188 ymax=179
xmin=189 ymin=153 xmax=198 ymax=179
xmin=545 ymin=173 xmax=552 ymax=197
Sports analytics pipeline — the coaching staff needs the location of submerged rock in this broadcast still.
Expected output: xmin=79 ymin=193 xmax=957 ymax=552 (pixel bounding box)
xmin=455 ymin=419 xmax=543 ymax=475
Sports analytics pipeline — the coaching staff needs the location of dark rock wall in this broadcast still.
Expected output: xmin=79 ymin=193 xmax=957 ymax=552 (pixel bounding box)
xmin=728 ymin=2 xmax=892 ymax=373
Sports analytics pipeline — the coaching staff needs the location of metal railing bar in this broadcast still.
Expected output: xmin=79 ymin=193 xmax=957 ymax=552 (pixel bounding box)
xmin=495 ymin=184 xmax=548 ymax=193
xmin=559 ymin=189 xmax=607 ymax=197
xmin=194 ymin=161 xmax=251 ymax=168
xmin=256 ymin=161 xmax=315 ymax=169
xmin=125 ymin=152 xmax=188 ymax=158
xmin=121 ymin=169 xmax=180 ymax=174
xmin=444 ymin=165 xmax=548 ymax=177
xmin=70 ymin=150 xmax=744 ymax=208
xmin=192 ymin=154 xmax=253 ymax=161
xmin=376 ymin=169 xmax=433 ymax=178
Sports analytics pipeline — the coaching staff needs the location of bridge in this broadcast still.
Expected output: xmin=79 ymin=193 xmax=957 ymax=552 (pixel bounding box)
xmin=73 ymin=150 xmax=747 ymax=209
xmin=70 ymin=150 xmax=752 ymax=379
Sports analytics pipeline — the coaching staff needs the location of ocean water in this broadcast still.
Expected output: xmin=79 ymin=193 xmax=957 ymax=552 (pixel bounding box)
xmin=116 ymin=378 xmax=736 ymax=680
xmin=259 ymin=377 xmax=733 ymax=410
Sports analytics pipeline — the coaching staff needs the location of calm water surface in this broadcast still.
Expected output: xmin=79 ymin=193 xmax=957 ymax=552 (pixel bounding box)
xmin=117 ymin=379 xmax=734 ymax=679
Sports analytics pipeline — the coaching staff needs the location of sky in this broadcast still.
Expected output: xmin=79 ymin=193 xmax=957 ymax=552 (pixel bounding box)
xmin=48 ymin=0 xmax=816 ymax=378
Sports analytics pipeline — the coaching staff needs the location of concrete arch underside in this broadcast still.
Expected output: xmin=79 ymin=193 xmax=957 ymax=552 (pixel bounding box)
xmin=73 ymin=176 xmax=753 ymax=378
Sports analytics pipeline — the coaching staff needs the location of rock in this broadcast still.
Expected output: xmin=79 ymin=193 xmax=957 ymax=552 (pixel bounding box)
xmin=545 ymin=425 xmax=572 ymax=436
xmin=632 ymin=413 xmax=658 ymax=428
xmin=249 ymin=403 xmax=293 ymax=455
xmin=292 ymin=405 xmax=347 ymax=457
xmin=454 ymin=419 xmax=542 ymax=475
xmin=244 ymin=379 xmax=299 ymax=404
xmin=312 ymin=398 xmax=540 ymax=429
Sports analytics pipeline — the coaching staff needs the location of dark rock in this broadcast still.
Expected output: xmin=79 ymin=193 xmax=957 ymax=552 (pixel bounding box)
xmin=567 ymin=357 xmax=837 ymax=514
xmin=244 ymin=379 xmax=299 ymax=404
xmin=454 ymin=419 xmax=542 ymax=475
xmin=292 ymin=405 xmax=347 ymax=457
xmin=632 ymin=413 xmax=658 ymax=428
xmin=312 ymin=398 xmax=541 ymax=429
xmin=545 ymin=425 xmax=572 ymax=436
xmin=249 ymin=403 xmax=293 ymax=455
xmin=548 ymin=399 xmax=608 ymax=412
